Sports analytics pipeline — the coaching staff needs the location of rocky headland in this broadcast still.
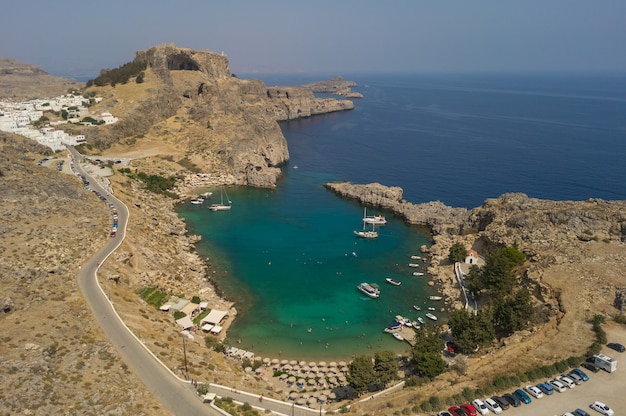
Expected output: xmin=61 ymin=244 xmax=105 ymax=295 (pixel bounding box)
xmin=67 ymin=44 xmax=354 ymax=189
xmin=301 ymin=76 xmax=364 ymax=99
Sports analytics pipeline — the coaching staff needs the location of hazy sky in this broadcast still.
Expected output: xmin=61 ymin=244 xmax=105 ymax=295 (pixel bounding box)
xmin=2 ymin=0 xmax=625 ymax=78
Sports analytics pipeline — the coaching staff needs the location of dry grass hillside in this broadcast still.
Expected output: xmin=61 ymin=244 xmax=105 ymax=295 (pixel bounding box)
xmin=0 ymin=133 xmax=170 ymax=415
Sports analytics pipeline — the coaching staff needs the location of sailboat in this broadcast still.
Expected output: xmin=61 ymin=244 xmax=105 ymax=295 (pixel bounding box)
xmin=362 ymin=207 xmax=387 ymax=225
xmin=354 ymin=208 xmax=378 ymax=238
xmin=209 ymin=186 xmax=232 ymax=211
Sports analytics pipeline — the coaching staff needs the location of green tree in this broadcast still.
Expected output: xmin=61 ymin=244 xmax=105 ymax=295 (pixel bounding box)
xmin=448 ymin=309 xmax=495 ymax=353
xmin=448 ymin=242 xmax=467 ymax=263
xmin=493 ymin=288 xmax=534 ymax=335
xmin=374 ymin=350 xmax=399 ymax=385
xmin=347 ymin=355 xmax=377 ymax=394
xmin=411 ymin=325 xmax=447 ymax=378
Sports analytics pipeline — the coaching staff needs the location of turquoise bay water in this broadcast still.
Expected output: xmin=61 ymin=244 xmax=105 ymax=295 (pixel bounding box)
xmin=178 ymin=72 xmax=626 ymax=360
xmin=179 ymin=171 xmax=436 ymax=360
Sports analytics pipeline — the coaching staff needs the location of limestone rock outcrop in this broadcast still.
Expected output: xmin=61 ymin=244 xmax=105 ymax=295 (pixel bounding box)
xmin=74 ymin=44 xmax=354 ymax=188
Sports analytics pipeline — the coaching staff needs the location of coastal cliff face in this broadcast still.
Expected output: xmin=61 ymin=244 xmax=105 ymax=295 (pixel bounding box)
xmin=74 ymin=44 xmax=354 ymax=188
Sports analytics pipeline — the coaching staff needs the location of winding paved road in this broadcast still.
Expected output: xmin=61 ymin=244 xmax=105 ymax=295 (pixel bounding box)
xmin=69 ymin=147 xmax=223 ymax=416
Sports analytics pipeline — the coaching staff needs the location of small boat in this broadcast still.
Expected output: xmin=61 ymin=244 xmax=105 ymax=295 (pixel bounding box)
xmin=410 ymin=321 xmax=419 ymax=328
xmin=362 ymin=207 xmax=387 ymax=225
xmin=410 ymin=255 xmax=421 ymax=260
xmin=425 ymin=312 xmax=438 ymax=321
xmin=209 ymin=186 xmax=232 ymax=211
xmin=417 ymin=317 xmax=425 ymax=324
xmin=357 ymin=282 xmax=380 ymax=298
xmin=412 ymin=272 xmax=424 ymax=276
xmin=384 ymin=321 xmax=402 ymax=333
xmin=408 ymin=263 xmax=420 ymax=268
xmin=201 ymin=191 xmax=213 ymax=198
xmin=392 ymin=332 xmax=404 ymax=341
xmin=428 ymin=307 xmax=436 ymax=311
xmin=429 ymin=295 xmax=443 ymax=301
xmin=190 ymin=199 xmax=203 ymax=205
xmin=385 ymin=277 xmax=401 ymax=286
xmin=412 ymin=305 xmax=421 ymax=311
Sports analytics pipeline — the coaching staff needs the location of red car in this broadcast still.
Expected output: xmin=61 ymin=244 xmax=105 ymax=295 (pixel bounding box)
xmin=461 ymin=403 xmax=478 ymax=416
xmin=448 ymin=406 xmax=467 ymax=416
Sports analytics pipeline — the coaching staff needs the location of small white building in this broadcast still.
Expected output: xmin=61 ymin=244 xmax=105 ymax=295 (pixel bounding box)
xmin=465 ymin=249 xmax=479 ymax=265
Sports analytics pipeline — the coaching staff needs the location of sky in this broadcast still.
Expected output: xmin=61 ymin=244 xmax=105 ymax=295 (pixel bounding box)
xmin=2 ymin=0 xmax=625 ymax=78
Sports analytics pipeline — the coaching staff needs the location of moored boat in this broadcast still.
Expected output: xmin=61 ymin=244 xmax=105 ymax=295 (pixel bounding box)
xmin=408 ymin=263 xmax=420 ymax=268
xmin=209 ymin=186 xmax=232 ymax=211
xmin=354 ymin=229 xmax=378 ymax=238
xmin=412 ymin=305 xmax=421 ymax=311
xmin=429 ymin=295 xmax=443 ymax=301
xmin=362 ymin=207 xmax=387 ymax=225
xmin=392 ymin=332 xmax=404 ymax=341
xmin=425 ymin=312 xmax=437 ymax=321
xmin=417 ymin=316 xmax=425 ymax=324
xmin=412 ymin=272 xmax=424 ymax=276
xmin=190 ymin=198 xmax=204 ymax=205
xmin=357 ymin=282 xmax=380 ymax=298
xmin=410 ymin=255 xmax=421 ymax=260
xmin=385 ymin=277 xmax=401 ymax=286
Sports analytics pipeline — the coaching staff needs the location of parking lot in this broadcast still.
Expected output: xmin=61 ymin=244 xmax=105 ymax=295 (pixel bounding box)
xmin=488 ymin=324 xmax=625 ymax=416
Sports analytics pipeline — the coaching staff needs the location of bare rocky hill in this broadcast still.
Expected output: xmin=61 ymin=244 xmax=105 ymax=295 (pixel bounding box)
xmin=0 ymin=58 xmax=83 ymax=100
xmin=0 ymin=133 xmax=170 ymax=415
xmin=65 ymin=44 xmax=353 ymax=188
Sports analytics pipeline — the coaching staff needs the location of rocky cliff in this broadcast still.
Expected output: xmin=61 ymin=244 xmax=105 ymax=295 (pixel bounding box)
xmin=72 ymin=44 xmax=354 ymax=188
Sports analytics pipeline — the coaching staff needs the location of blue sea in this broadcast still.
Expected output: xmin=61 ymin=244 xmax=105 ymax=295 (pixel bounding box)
xmin=178 ymin=72 xmax=626 ymax=360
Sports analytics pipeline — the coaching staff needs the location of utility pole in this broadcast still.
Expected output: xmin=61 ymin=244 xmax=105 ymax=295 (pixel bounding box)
xmin=182 ymin=333 xmax=189 ymax=380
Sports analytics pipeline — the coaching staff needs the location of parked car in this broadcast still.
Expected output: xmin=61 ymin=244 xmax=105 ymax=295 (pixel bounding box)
xmin=484 ymin=398 xmax=502 ymax=415
xmin=573 ymin=409 xmax=591 ymax=416
xmin=590 ymin=401 xmax=614 ymax=415
xmin=524 ymin=384 xmax=543 ymax=399
xmin=606 ymin=342 xmax=625 ymax=353
xmin=556 ymin=375 xmax=576 ymax=388
xmin=581 ymin=362 xmax=600 ymax=373
xmin=491 ymin=396 xmax=510 ymax=410
xmin=536 ymin=382 xmax=554 ymax=395
xmin=461 ymin=403 xmax=478 ymax=416
xmin=563 ymin=413 xmax=576 ymax=416
xmin=438 ymin=412 xmax=453 ymax=416
xmin=471 ymin=399 xmax=489 ymax=415
xmin=513 ymin=388 xmax=532 ymax=404
xmin=548 ymin=379 xmax=566 ymax=393
xmin=503 ymin=393 xmax=521 ymax=407
xmin=570 ymin=368 xmax=589 ymax=381
xmin=448 ymin=406 xmax=466 ymax=416
xmin=566 ymin=372 xmax=583 ymax=384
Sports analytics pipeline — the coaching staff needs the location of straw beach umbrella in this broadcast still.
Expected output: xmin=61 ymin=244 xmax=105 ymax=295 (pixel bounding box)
xmin=308 ymin=361 xmax=317 ymax=367
xmin=338 ymin=360 xmax=347 ymax=367
xmin=289 ymin=360 xmax=298 ymax=366
xmin=329 ymin=361 xmax=337 ymax=368
xmin=287 ymin=376 xmax=296 ymax=384
xmin=288 ymin=391 xmax=299 ymax=400
xmin=318 ymin=361 xmax=327 ymax=367
xmin=280 ymin=359 xmax=289 ymax=366
xmin=299 ymin=360 xmax=307 ymax=366
xmin=262 ymin=357 xmax=270 ymax=366
xmin=328 ymin=392 xmax=337 ymax=401
xmin=296 ymin=398 xmax=306 ymax=406
xmin=279 ymin=373 xmax=288 ymax=380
